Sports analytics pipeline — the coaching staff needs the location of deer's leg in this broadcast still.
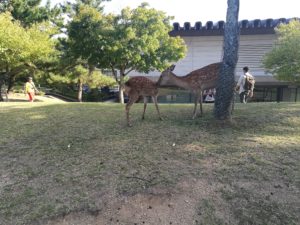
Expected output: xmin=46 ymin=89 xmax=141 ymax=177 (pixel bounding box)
xmin=199 ymin=90 xmax=203 ymax=117
xmin=126 ymin=95 xmax=139 ymax=127
xmin=142 ymin=96 xmax=147 ymax=120
xmin=192 ymin=91 xmax=199 ymax=119
xmin=152 ymin=95 xmax=163 ymax=120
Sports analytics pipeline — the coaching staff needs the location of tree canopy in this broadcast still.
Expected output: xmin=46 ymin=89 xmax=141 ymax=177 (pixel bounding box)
xmin=0 ymin=0 xmax=61 ymax=27
xmin=102 ymin=4 xmax=187 ymax=102
xmin=1 ymin=1 xmax=186 ymax=103
xmin=67 ymin=5 xmax=111 ymax=68
xmin=106 ymin=4 xmax=186 ymax=74
xmin=263 ymin=19 xmax=300 ymax=84
xmin=0 ymin=12 xmax=57 ymax=92
xmin=57 ymin=4 xmax=115 ymax=102
xmin=61 ymin=3 xmax=186 ymax=103
xmin=0 ymin=12 xmax=57 ymax=67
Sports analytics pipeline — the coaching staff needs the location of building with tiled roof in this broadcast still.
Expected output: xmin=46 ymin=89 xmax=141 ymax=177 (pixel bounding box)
xmin=135 ymin=18 xmax=300 ymax=102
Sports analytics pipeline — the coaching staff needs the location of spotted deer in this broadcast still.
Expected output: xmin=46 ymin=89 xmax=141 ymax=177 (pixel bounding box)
xmin=123 ymin=76 xmax=163 ymax=127
xmin=159 ymin=62 xmax=221 ymax=119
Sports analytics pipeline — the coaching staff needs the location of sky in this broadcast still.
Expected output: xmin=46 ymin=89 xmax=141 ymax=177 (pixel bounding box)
xmin=46 ymin=0 xmax=299 ymax=25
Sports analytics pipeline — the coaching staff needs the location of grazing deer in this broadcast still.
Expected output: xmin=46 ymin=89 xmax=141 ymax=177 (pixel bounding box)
xmin=159 ymin=62 xmax=221 ymax=119
xmin=123 ymin=76 xmax=163 ymax=127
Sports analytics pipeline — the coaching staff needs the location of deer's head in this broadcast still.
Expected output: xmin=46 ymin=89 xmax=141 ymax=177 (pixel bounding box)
xmin=157 ymin=65 xmax=176 ymax=86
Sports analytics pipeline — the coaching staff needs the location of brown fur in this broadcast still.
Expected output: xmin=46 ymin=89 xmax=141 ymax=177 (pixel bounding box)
xmin=159 ymin=62 xmax=221 ymax=118
xmin=124 ymin=76 xmax=162 ymax=126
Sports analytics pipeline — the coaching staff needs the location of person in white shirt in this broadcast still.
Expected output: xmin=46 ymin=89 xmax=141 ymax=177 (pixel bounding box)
xmin=235 ymin=66 xmax=254 ymax=103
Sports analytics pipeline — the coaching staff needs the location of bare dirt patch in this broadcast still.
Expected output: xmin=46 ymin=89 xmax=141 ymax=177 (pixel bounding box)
xmin=46 ymin=177 xmax=234 ymax=225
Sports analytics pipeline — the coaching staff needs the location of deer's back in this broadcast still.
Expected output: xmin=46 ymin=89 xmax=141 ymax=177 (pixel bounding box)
xmin=183 ymin=62 xmax=221 ymax=89
xmin=125 ymin=76 xmax=158 ymax=96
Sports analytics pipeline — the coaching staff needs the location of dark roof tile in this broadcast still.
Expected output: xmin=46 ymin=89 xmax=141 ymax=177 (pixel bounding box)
xmin=215 ymin=21 xmax=225 ymax=29
xmin=184 ymin=22 xmax=191 ymax=30
xmin=170 ymin=18 xmax=299 ymax=36
xmin=206 ymin=21 xmax=214 ymax=30
xmin=195 ymin=22 xmax=202 ymax=30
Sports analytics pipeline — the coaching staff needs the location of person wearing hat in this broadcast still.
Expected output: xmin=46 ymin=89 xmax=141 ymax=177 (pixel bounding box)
xmin=25 ymin=77 xmax=39 ymax=102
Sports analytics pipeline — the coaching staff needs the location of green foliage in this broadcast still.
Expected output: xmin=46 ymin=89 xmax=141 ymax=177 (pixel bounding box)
xmin=67 ymin=5 xmax=111 ymax=66
xmin=64 ymin=3 xmax=186 ymax=80
xmin=57 ymin=2 xmax=115 ymax=101
xmin=58 ymin=0 xmax=111 ymax=29
xmin=105 ymin=4 xmax=187 ymax=76
xmin=263 ymin=19 xmax=300 ymax=84
xmin=0 ymin=12 xmax=57 ymax=94
xmin=0 ymin=0 xmax=61 ymax=27
xmin=0 ymin=12 xmax=25 ymax=67
xmin=71 ymin=65 xmax=116 ymax=88
xmin=87 ymin=70 xmax=116 ymax=88
xmin=97 ymin=3 xmax=187 ymax=103
xmin=0 ymin=12 xmax=57 ymax=70
xmin=74 ymin=0 xmax=111 ymax=11
xmin=48 ymin=65 xmax=116 ymax=88
xmin=58 ymin=2 xmax=186 ymax=103
xmin=0 ymin=0 xmax=10 ymax=12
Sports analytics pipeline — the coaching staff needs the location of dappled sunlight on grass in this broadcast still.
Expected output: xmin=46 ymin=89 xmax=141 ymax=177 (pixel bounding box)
xmin=0 ymin=101 xmax=64 ymax=108
xmin=183 ymin=143 xmax=207 ymax=152
xmin=253 ymin=135 xmax=300 ymax=147
xmin=28 ymin=114 xmax=47 ymax=120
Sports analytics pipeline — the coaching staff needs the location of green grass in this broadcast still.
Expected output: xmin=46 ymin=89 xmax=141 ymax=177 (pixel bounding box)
xmin=0 ymin=102 xmax=299 ymax=225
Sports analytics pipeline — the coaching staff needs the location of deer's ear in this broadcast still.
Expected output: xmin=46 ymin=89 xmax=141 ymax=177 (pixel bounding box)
xmin=169 ymin=64 xmax=176 ymax=71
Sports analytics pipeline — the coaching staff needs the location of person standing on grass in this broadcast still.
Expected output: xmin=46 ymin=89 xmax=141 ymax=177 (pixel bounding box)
xmin=235 ymin=66 xmax=255 ymax=103
xmin=25 ymin=77 xmax=38 ymax=102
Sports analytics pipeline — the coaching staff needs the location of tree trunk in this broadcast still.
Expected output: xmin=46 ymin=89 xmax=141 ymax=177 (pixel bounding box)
xmin=6 ymin=66 xmax=28 ymax=93
xmin=0 ymin=72 xmax=7 ymax=101
xmin=0 ymin=81 xmax=8 ymax=102
xmin=214 ymin=0 xmax=240 ymax=121
xmin=119 ymin=74 xmax=125 ymax=104
xmin=78 ymin=80 xmax=83 ymax=102
xmin=7 ymin=73 xmax=16 ymax=93
xmin=110 ymin=67 xmax=125 ymax=104
xmin=88 ymin=65 xmax=95 ymax=75
xmin=0 ymin=82 xmax=4 ymax=102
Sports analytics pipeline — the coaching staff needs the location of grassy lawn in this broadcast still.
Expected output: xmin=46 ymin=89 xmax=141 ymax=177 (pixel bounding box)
xmin=0 ymin=101 xmax=299 ymax=225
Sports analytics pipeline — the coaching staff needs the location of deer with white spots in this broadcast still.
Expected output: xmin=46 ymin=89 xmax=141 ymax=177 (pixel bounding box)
xmin=158 ymin=62 xmax=221 ymax=119
xmin=123 ymin=76 xmax=163 ymax=127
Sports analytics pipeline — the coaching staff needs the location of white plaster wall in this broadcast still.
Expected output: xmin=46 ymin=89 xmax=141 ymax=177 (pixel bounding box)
xmin=131 ymin=34 xmax=276 ymax=79
xmin=237 ymin=34 xmax=275 ymax=77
